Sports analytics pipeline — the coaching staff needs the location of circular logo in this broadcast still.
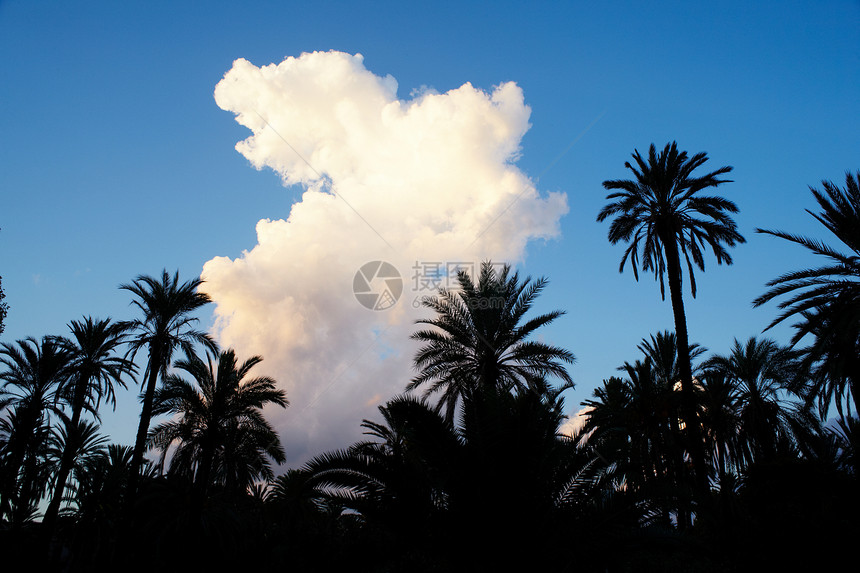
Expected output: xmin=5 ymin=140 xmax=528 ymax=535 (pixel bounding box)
xmin=353 ymin=261 xmax=403 ymax=311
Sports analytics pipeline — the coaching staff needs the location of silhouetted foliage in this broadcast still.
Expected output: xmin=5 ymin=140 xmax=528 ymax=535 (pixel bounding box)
xmin=755 ymin=171 xmax=860 ymax=417
xmin=703 ymin=337 xmax=815 ymax=466
xmin=43 ymin=317 xmax=134 ymax=532
xmin=581 ymin=332 xmax=704 ymax=527
xmin=0 ymin=336 xmax=70 ymax=524
xmin=409 ymin=261 xmax=574 ymax=421
xmin=148 ymin=347 xmax=287 ymax=495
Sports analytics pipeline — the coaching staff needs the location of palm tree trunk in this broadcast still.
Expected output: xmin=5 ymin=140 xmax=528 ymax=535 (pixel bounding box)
xmin=717 ymin=441 xmax=726 ymax=486
xmin=195 ymin=437 xmax=216 ymax=494
xmin=190 ymin=437 xmax=216 ymax=524
xmin=664 ymin=235 xmax=709 ymax=500
xmin=44 ymin=379 xmax=88 ymax=531
xmin=665 ymin=408 xmax=691 ymax=529
xmin=43 ymin=413 xmax=79 ymax=528
xmin=128 ymin=348 xmax=161 ymax=500
xmin=13 ymin=448 xmax=40 ymax=527
xmin=195 ymin=445 xmax=215 ymax=495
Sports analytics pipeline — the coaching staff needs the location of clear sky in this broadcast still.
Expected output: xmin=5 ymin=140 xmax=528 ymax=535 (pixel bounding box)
xmin=1 ymin=0 xmax=858 ymax=466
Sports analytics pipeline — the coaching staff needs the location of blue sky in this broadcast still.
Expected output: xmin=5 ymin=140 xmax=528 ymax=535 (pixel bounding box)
xmin=1 ymin=0 xmax=858 ymax=464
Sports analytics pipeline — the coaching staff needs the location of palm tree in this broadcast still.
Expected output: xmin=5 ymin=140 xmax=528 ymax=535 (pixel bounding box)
xmin=638 ymin=331 xmax=707 ymax=508
xmin=581 ymin=346 xmax=693 ymax=527
xmin=696 ymin=370 xmax=742 ymax=487
xmin=637 ymin=330 xmax=706 ymax=390
xmin=43 ymin=317 xmax=135 ymax=530
xmin=45 ymin=415 xmax=109 ymax=515
xmin=796 ymin=303 xmax=860 ymax=419
xmin=454 ymin=386 xmax=601 ymax=572
xmin=298 ymin=395 xmax=458 ymax=570
xmin=582 ymin=365 xmax=656 ymax=495
xmin=703 ymin=337 xmax=813 ymax=465
xmin=303 ymin=395 xmax=458 ymax=532
xmin=0 ymin=337 xmax=70 ymax=523
xmin=598 ymin=141 xmax=745 ymax=492
xmin=67 ymin=444 xmax=137 ymax=568
xmin=74 ymin=444 xmax=138 ymax=518
xmin=408 ymin=261 xmax=575 ymax=421
xmin=147 ymin=348 xmax=287 ymax=497
xmin=754 ymin=171 xmax=860 ymax=417
xmin=120 ymin=269 xmax=215 ymax=497
xmin=0 ymin=409 xmax=54 ymax=525
xmin=304 ymin=391 xmax=599 ymax=571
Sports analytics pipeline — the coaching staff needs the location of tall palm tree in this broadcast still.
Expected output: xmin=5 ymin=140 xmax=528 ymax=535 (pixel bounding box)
xmin=408 ymin=261 xmax=575 ymax=421
xmin=120 ymin=269 xmax=215 ymax=497
xmin=754 ymin=171 xmax=860 ymax=416
xmin=598 ymin=141 xmax=745 ymax=492
xmin=43 ymin=317 xmax=135 ymax=530
xmin=147 ymin=348 xmax=287 ymax=497
xmin=0 ymin=337 xmax=70 ymax=523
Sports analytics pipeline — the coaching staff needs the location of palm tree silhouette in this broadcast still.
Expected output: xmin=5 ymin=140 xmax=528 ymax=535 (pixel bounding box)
xmin=71 ymin=444 xmax=134 ymax=519
xmin=454 ymin=386 xmax=600 ymax=571
xmin=302 ymin=395 xmax=457 ymax=529
xmin=299 ymin=394 xmax=458 ymax=568
xmin=598 ymin=141 xmax=745 ymax=492
xmin=120 ymin=269 xmax=215 ymax=498
xmin=67 ymin=443 xmax=148 ymax=569
xmin=45 ymin=416 xmax=109 ymax=512
xmin=703 ymin=337 xmax=814 ymax=465
xmin=148 ymin=348 xmax=287 ymax=497
xmin=43 ymin=317 xmax=134 ymax=531
xmin=697 ymin=369 xmax=742 ymax=487
xmin=303 ymin=390 xmax=599 ymax=571
xmin=583 ymin=357 xmax=685 ymax=525
xmin=754 ymin=171 xmax=860 ymax=416
xmin=408 ymin=261 xmax=574 ymax=421
xmin=637 ymin=331 xmax=707 ymax=524
xmin=0 ymin=337 xmax=70 ymax=523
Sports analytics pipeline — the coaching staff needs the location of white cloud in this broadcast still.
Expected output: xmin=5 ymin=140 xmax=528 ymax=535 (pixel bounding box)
xmin=560 ymin=406 xmax=592 ymax=439
xmin=203 ymin=50 xmax=568 ymax=467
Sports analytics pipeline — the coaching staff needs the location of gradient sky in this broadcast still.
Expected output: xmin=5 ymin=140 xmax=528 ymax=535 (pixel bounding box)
xmin=1 ymin=1 xmax=858 ymax=465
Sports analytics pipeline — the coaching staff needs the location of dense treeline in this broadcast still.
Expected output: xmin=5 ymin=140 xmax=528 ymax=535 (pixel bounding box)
xmin=1 ymin=146 xmax=858 ymax=571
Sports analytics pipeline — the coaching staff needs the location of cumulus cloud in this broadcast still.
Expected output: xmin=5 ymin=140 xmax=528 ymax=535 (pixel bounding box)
xmin=203 ymin=50 xmax=568 ymax=467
